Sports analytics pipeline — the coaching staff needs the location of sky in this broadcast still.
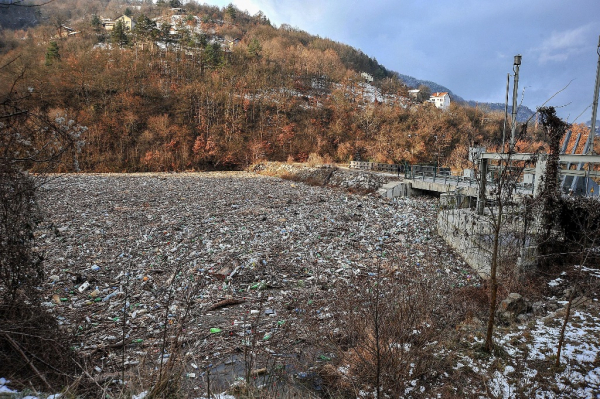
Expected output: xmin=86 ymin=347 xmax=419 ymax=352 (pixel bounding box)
xmin=205 ymin=0 xmax=600 ymax=123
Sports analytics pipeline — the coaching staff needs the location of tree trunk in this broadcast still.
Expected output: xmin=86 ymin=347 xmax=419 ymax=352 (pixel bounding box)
xmin=485 ymin=214 xmax=502 ymax=352
xmin=555 ymin=289 xmax=574 ymax=367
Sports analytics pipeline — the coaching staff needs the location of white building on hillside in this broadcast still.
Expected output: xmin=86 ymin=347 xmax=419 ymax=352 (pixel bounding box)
xmin=428 ymin=92 xmax=450 ymax=110
xmin=361 ymin=72 xmax=374 ymax=83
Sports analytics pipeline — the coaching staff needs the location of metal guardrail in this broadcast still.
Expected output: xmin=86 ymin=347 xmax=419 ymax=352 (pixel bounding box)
xmin=351 ymin=161 xmax=595 ymax=196
xmin=405 ymin=165 xmax=450 ymax=179
xmin=349 ymin=161 xmax=406 ymax=173
xmin=405 ymin=165 xmax=535 ymax=192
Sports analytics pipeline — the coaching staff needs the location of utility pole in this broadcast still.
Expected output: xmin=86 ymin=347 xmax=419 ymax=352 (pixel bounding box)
xmin=502 ymin=73 xmax=510 ymax=153
xmin=588 ymin=35 xmax=600 ymax=154
xmin=571 ymin=35 xmax=600 ymax=195
xmin=510 ymin=55 xmax=522 ymax=151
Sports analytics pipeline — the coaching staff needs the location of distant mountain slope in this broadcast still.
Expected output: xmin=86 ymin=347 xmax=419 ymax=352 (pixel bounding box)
xmin=398 ymin=73 xmax=535 ymax=122
xmin=397 ymin=73 xmax=466 ymax=102
xmin=0 ymin=4 xmax=38 ymax=30
xmin=465 ymin=101 xmax=536 ymax=122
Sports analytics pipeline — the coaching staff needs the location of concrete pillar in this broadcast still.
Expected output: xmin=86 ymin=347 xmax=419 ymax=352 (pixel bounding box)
xmin=533 ymin=154 xmax=547 ymax=197
xmin=476 ymin=158 xmax=488 ymax=215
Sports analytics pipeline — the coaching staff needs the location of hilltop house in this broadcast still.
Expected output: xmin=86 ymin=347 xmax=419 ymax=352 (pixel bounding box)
xmin=115 ymin=15 xmax=135 ymax=30
xmin=56 ymin=24 xmax=78 ymax=38
xmin=361 ymin=72 xmax=374 ymax=83
xmin=226 ymin=37 xmax=241 ymax=50
xmin=103 ymin=15 xmax=136 ymax=31
xmin=408 ymin=89 xmax=420 ymax=100
xmin=428 ymin=92 xmax=450 ymax=110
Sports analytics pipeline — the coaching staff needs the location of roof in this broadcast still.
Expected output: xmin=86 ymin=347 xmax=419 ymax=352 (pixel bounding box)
xmin=430 ymin=92 xmax=449 ymax=98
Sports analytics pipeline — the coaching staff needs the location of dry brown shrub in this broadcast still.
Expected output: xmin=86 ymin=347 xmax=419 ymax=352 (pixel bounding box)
xmin=336 ymin=142 xmax=354 ymax=162
xmin=321 ymin=264 xmax=454 ymax=397
xmin=318 ymin=363 xmax=354 ymax=398
xmin=306 ymin=152 xmax=324 ymax=167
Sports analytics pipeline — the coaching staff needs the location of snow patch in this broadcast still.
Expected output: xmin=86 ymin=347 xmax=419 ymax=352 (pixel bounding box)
xmin=548 ymin=277 xmax=562 ymax=287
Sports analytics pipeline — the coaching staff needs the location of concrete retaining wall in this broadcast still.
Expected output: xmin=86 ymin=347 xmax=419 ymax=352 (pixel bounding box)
xmin=437 ymin=208 xmax=530 ymax=279
xmin=378 ymin=181 xmax=413 ymax=198
xmin=437 ymin=209 xmax=492 ymax=278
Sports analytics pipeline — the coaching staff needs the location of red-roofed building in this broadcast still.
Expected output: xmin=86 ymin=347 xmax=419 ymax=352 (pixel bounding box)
xmin=428 ymin=92 xmax=450 ymax=110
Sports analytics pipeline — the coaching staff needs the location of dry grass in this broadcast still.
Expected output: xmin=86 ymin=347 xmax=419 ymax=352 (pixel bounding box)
xmin=306 ymin=153 xmax=324 ymax=167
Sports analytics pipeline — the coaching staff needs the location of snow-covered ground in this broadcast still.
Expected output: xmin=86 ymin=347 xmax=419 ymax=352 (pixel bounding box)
xmin=486 ymin=273 xmax=600 ymax=399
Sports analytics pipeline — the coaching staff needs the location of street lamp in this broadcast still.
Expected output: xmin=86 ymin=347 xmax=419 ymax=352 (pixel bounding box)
xmin=509 ymin=54 xmax=522 ymax=151
xmin=434 ymin=134 xmax=439 ymax=169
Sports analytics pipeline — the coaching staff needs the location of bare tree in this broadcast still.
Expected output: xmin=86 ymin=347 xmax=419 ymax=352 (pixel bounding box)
xmin=464 ymin=120 xmax=533 ymax=352
xmin=0 ymin=49 xmax=87 ymax=391
xmin=323 ymin=259 xmax=451 ymax=397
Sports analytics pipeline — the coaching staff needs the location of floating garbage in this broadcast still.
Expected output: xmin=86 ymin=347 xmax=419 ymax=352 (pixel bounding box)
xmin=33 ymin=171 xmax=482 ymax=395
xmin=78 ymin=281 xmax=90 ymax=293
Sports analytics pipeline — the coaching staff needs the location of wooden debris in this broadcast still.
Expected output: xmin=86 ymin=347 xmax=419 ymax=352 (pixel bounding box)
xmin=207 ymin=298 xmax=245 ymax=311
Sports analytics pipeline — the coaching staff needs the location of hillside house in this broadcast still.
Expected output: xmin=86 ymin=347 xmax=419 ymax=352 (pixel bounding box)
xmin=226 ymin=37 xmax=241 ymax=50
xmin=101 ymin=18 xmax=115 ymax=30
xmin=428 ymin=92 xmax=450 ymax=110
xmin=56 ymin=24 xmax=78 ymax=38
xmin=408 ymin=89 xmax=420 ymax=100
xmin=361 ymin=72 xmax=374 ymax=83
xmin=115 ymin=15 xmax=135 ymax=30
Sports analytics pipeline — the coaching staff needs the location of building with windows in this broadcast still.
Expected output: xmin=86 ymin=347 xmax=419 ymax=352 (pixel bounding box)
xmin=408 ymin=89 xmax=420 ymax=100
xmin=115 ymin=15 xmax=135 ymax=30
xmin=428 ymin=92 xmax=450 ymax=110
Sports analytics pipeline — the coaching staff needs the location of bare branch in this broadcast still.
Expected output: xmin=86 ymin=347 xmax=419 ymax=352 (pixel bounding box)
xmin=530 ymin=79 xmax=574 ymax=124
xmin=3 ymin=333 xmax=53 ymax=391
xmin=0 ymin=110 xmax=28 ymax=119
xmin=571 ymin=103 xmax=592 ymax=124
xmin=0 ymin=55 xmax=22 ymax=70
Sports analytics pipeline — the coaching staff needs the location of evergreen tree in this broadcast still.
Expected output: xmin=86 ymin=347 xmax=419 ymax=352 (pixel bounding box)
xmin=204 ymin=42 xmax=222 ymax=67
xmin=195 ymin=33 xmax=208 ymax=48
xmin=254 ymin=11 xmax=270 ymax=25
xmin=91 ymin=14 xmax=101 ymax=30
xmin=134 ymin=14 xmax=157 ymax=40
xmin=225 ymin=3 xmax=237 ymax=20
xmin=124 ymin=8 xmax=133 ymax=17
xmin=159 ymin=23 xmax=171 ymax=42
xmin=111 ymin=20 xmax=129 ymax=47
xmin=45 ymin=41 xmax=60 ymax=66
xmin=247 ymin=38 xmax=261 ymax=58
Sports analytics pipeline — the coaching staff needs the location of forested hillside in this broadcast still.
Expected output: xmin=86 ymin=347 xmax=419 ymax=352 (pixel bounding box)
xmin=1 ymin=0 xmax=549 ymax=172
